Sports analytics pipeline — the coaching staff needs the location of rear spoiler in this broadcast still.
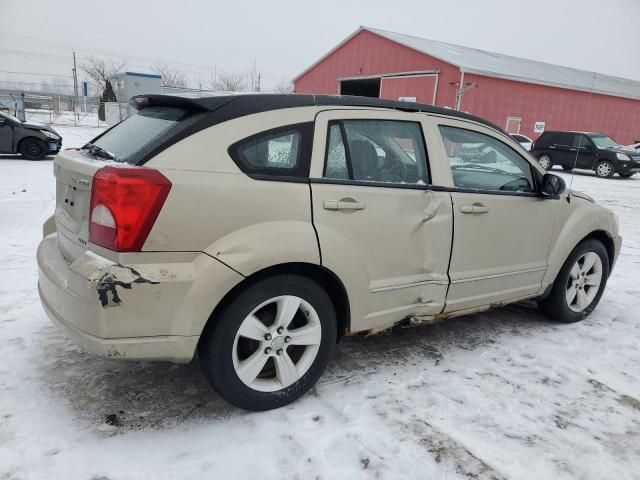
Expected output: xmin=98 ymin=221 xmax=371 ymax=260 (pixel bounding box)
xmin=129 ymin=94 xmax=240 ymax=112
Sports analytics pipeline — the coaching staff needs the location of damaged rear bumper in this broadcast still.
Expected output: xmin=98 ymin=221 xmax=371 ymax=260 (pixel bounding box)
xmin=37 ymin=234 xmax=243 ymax=363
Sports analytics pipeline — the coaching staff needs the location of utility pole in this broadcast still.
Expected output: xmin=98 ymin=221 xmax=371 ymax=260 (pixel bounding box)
xmin=72 ymin=50 xmax=79 ymax=124
xmin=257 ymin=73 xmax=261 ymax=92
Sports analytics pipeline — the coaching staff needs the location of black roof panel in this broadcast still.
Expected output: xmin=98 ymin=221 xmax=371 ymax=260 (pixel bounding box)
xmin=130 ymin=93 xmax=502 ymax=132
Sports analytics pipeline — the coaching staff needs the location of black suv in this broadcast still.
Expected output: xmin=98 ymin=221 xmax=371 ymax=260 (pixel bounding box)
xmin=0 ymin=111 xmax=62 ymax=160
xmin=530 ymin=130 xmax=640 ymax=178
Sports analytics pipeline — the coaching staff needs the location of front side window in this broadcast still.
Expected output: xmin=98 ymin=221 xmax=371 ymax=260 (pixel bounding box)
xmin=439 ymin=126 xmax=535 ymax=193
xmin=323 ymin=119 xmax=429 ymax=185
xmin=229 ymin=123 xmax=313 ymax=178
xmin=589 ymin=134 xmax=619 ymax=149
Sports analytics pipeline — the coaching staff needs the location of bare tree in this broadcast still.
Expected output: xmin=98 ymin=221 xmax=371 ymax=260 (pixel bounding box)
xmin=274 ymin=79 xmax=294 ymax=94
xmin=151 ymin=63 xmax=189 ymax=88
xmin=80 ymin=56 xmax=127 ymax=95
xmin=213 ymin=72 xmax=247 ymax=92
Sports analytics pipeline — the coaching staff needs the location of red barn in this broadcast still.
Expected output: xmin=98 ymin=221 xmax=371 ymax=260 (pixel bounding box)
xmin=294 ymin=27 xmax=640 ymax=144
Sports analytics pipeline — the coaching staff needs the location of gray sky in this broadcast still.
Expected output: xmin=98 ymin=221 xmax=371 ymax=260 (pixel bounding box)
xmin=1 ymin=0 xmax=639 ymax=92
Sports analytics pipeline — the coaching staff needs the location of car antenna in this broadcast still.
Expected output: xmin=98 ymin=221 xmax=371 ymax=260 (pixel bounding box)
xmin=569 ymin=72 xmax=597 ymax=193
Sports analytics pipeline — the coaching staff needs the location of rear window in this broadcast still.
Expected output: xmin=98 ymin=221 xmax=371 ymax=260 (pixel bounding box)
xmin=85 ymin=106 xmax=188 ymax=164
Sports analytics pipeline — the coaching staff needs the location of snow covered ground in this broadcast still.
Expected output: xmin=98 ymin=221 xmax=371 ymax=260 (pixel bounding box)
xmin=1 ymin=124 xmax=639 ymax=479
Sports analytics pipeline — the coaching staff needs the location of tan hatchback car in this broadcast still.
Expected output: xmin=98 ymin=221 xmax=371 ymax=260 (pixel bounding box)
xmin=38 ymin=94 xmax=621 ymax=411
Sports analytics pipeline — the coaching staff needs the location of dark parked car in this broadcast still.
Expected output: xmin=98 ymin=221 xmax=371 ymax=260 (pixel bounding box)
xmin=0 ymin=111 xmax=62 ymax=160
xmin=531 ymin=130 xmax=640 ymax=178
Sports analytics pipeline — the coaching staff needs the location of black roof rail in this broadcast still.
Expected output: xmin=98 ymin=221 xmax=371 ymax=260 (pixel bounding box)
xmin=129 ymin=93 xmax=503 ymax=132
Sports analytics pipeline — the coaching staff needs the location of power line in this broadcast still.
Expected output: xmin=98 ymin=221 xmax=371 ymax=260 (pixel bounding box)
xmin=0 ymin=36 xmax=292 ymax=79
xmin=0 ymin=69 xmax=73 ymax=78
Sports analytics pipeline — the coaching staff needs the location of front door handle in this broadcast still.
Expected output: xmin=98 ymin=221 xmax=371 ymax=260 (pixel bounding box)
xmin=460 ymin=204 xmax=489 ymax=214
xmin=323 ymin=198 xmax=366 ymax=211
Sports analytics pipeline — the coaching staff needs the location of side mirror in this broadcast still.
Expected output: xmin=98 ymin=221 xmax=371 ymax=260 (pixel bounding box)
xmin=541 ymin=173 xmax=566 ymax=198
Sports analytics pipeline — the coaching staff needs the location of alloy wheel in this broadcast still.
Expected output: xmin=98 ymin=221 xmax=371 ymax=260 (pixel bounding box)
xmin=538 ymin=155 xmax=551 ymax=170
xmin=27 ymin=143 xmax=42 ymax=156
xmin=596 ymin=162 xmax=613 ymax=177
xmin=565 ymin=252 xmax=603 ymax=312
xmin=232 ymin=295 xmax=322 ymax=392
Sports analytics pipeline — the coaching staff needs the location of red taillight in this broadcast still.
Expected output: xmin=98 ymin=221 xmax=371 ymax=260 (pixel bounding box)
xmin=89 ymin=166 xmax=171 ymax=252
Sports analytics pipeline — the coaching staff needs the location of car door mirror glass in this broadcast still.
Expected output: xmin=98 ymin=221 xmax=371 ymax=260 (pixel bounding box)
xmin=541 ymin=173 xmax=565 ymax=197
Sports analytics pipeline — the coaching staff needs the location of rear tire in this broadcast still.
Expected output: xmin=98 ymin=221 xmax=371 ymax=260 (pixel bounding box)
xmin=198 ymin=275 xmax=336 ymax=411
xmin=537 ymin=155 xmax=552 ymax=170
xmin=562 ymin=166 xmax=573 ymax=171
xmin=594 ymin=160 xmax=614 ymax=178
xmin=19 ymin=138 xmax=47 ymax=160
xmin=538 ymin=239 xmax=609 ymax=323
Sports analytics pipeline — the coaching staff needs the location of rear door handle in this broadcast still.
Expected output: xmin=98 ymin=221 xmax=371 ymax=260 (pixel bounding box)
xmin=460 ymin=204 xmax=489 ymax=214
xmin=323 ymin=199 xmax=366 ymax=211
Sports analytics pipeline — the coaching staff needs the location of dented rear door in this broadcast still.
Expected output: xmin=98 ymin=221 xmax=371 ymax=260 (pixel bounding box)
xmin=309 ymin=109 xmax=453 ymax=333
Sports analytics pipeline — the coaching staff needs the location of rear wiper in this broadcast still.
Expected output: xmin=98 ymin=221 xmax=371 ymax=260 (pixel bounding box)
xmin=82 ymin=142 xmax=114 ymax=160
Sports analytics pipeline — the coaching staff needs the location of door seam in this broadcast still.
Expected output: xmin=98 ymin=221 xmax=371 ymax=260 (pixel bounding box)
xmin=441 ymin=192 xmax=455 ymax=315
xmin=307 ymin=181 xmax=323 ymax=265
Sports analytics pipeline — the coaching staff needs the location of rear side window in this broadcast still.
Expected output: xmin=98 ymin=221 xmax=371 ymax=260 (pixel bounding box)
xmin=87 ymin=106 xmax=189 ymax=164
xmin=573 ymin=134 xmax=592 ymax=148
xmin=555 ymin=133 xmax=574 ymax=146
xmin=323 ymin=119 xmax=429 ymax=185
xmin=536 ymin=133 xmax=554 ymax=147
xmin=229 ymin=123 xmax=313 ymax=179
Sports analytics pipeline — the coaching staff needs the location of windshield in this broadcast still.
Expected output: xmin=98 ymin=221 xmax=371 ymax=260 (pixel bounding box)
xmin=589 ymin=134 xmax=619 ymax=149
xmin=87 ymin=106 xmax=188 ymax=163
xmin=0 ymin=111 xmax=22 ymax=124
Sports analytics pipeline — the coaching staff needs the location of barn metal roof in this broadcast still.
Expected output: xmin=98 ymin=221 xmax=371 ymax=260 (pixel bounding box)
xmin=296 ymin=26 xmax=640 ymax=101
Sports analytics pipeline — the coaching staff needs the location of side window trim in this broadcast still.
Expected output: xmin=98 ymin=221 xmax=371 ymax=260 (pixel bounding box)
xmin=320 ymin=118 xmax=431 ymax=188
xmin=437 ymin=123 xmax=539 ymax=195
xmin=338 ymin=121 xmax=355 ymax=180
xmin=228 ymin=122 xmax=314 ymax=181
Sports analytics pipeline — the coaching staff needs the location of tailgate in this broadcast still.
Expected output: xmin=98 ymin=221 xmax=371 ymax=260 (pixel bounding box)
xmin=53 ymin=150 xmax=104 ymax=262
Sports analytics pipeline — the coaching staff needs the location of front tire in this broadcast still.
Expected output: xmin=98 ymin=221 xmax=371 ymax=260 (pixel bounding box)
xmin=594 ymin=160 xmax=614 ymax=178
xmin=198 ymin=275 xmax=336 ymax=411
xmin=537 ymin=154 xmax=552 ymax=170
xmin=19 ymin=138 xmax=47 ymax=160
xmin=538 ymin=239 xmax=609 ymax=323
